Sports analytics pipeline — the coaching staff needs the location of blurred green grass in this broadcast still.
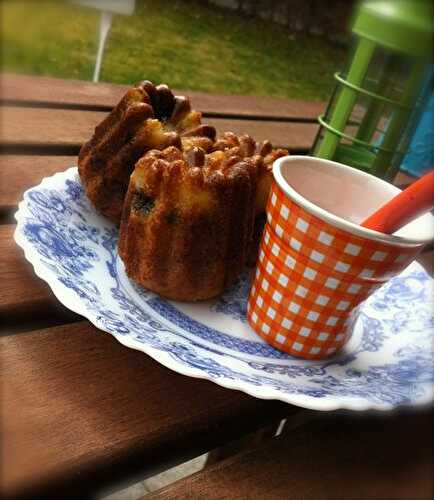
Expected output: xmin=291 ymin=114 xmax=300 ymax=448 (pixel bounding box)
xmin=1 ymin=0 xmax=346 ymax=101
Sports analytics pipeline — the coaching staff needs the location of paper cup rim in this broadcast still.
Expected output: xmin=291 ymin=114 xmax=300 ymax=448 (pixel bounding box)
xmin=272 ymin=156 xmax=433 ymax=247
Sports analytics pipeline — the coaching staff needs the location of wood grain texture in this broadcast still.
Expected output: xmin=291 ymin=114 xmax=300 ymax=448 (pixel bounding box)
xmin=1 ymin=321 xmax=293 ymax=499
xmin=0 ymin=74 xmax=430 ymax=500
xmin=0 ymin=106 xmax=317 ymax=152
xmin=1 ymin=73 xmax=325 ymax=121
xmin=0 ymin=156 xmax=74 ymax=208
xmin=1 ymin=210 xmax=432 ymax=330
xmin=0 ymin=154 xmax=419 ymax=214
xmin=394 ymin=170 xmax=417 ymax=188
xmin=417 ymin=249 xmax=434 ymax=276
xmin=0 ymin=225 xmax=54 ymax=313
xmin=0 ymin=223 xmax=83 ymax=334
xmin=148 ymin=411 xmax=433 ymax=500
xmin=208 ymin=118 xmax=317 ymax=151
xmin=0 ymin=156 xmax=420 ymax=213
xmin=0 ymin=106 xmax=106 ymax=149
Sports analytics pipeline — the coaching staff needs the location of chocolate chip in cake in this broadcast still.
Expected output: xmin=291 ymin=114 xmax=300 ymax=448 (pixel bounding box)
xmin=137 ymin=80 xmax=157 ymax=102
xmin=165 ymin=209 xmax=182 ymax=225
xmin=154 ymin=84 xmax=176 ymax=121
xmin=171 ymin=96 xmax=192 ymax=123
xmin=91 ymin=156 xmax=106 ymax=171
xmin=186 ymin=147 xmax=205 ymax=168
xmin=133 ymin=192 xmax=155 ymax=214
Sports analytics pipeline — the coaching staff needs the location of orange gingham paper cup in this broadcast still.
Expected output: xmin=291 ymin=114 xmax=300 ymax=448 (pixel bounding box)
xmin=247 ymin=156 xmax=434 ymax=360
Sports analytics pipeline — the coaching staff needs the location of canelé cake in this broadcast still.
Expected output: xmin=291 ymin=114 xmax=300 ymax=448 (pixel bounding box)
xmin=78 ymin=81 xmax=216 ymax=223
xmin=118 ymin=134 xmax=287 ymax=301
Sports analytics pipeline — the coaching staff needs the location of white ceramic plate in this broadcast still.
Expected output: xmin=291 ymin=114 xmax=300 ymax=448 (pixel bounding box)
xmin=14 ymin=167 xmax=434 ymax=411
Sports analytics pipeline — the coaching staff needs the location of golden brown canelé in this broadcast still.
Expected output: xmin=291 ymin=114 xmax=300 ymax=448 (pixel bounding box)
xmin=78 ymin=81 xmax=216 ymax=223
xmin=118 ymin=133 xmax=288 ymax=301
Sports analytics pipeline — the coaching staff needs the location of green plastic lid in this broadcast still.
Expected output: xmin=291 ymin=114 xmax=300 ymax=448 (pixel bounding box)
xmin=352 ymin=0 xmax=433 ymax=58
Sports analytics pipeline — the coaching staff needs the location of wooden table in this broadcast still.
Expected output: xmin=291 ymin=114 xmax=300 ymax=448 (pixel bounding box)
xmin=148 ymin=411 xmax=433 ymax=500
xmin=1 ymin=74 xmax=432 ymax=500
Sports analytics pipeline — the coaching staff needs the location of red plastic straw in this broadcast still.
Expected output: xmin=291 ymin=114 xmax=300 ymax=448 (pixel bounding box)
xmin=361 ymin=170 xmax=434 ymax=234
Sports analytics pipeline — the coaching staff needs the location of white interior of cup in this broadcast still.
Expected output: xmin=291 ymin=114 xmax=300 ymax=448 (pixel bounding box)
xmin=273 ymin=156 xmax=434 ymax=245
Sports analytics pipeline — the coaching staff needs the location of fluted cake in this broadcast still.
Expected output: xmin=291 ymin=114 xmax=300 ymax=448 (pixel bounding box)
xmin=78 ymin=81 xmax=216 ymax=223
xmin=118 ymin=134 xmax=288 ymax=301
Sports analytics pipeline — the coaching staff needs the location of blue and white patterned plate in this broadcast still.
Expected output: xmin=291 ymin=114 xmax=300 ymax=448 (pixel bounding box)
xmin=14 ymin=167 xmax=434 ymax=411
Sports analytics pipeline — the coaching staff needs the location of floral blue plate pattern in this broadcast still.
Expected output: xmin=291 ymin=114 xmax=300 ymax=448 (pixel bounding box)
xmin=14 ymin=167 xmax=434 ymax=411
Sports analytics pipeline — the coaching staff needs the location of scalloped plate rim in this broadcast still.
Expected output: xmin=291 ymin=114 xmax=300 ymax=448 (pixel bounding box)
xmin=13 ymin=166 xmax=434 ymax=412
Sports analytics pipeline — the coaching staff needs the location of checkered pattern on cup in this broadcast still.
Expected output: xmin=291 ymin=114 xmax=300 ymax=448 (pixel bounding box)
xmin=247 ymin=181 xmax=422 ymax=360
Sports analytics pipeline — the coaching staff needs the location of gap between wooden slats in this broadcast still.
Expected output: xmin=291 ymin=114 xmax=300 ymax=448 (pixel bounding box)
xmin=146 ymin=412 xmax=433 ymax=500
xmin=0 ymin=156 xmax=419 ymax=224
xmin=0 ymin=224 xmax=82 ymax=334
xmin=0 ymin=106 xmax=317 ymax=153
xmin=1 ymin=319 xmax=293 ymax=498
xmin=1 ymin=73 xmax=325 ymax=122
xmin=1 ymin=100 xmax=319 ymax=124
xmin=1 ymin=209 xmax=432 ymax=333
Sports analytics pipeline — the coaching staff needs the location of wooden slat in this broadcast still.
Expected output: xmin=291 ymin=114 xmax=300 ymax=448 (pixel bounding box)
xmin=0 ymin=153 xmax=420 ymax=214
xmin=0 ymin=156 xmax=74 ymax=209
xmin=0 ymin=106 xmax=106 ymax=149
xmin=394 ymin=170 xmax=417 ymax=188
xmin=1 ymin=218 xmax=431 ymax=329
xmin=1 ymin=73 xmax=325 ymax=121
xmin=0 ymin=224 xmax=53 ymax=313
xmin=417 ymin=249 xmax=434 ymax=276
xmin=1 ymin=321 xmax=293 ymax=498
xmin=0 ymin=155 xmax=421 ymax=212
xmin=0 ymin=106 xmax=317 ymax=152
xmin=148 ymin=411 xmax=433 ymax=500
xmin=0 ymin=224 xmax=82 ymax=332
xmin=207 ymin=118 xmax=316 ymax=151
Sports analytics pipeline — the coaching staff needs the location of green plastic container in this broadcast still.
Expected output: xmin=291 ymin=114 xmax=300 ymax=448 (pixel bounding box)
xmin=311 ymin=0 xmax=434 ymax=180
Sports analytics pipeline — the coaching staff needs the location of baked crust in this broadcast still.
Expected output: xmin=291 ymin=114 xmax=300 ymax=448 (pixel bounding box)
xmin=78 ymin=81 xmax=216 ymax=223
xmin=119 ymin=136 xmax=287 ymax=301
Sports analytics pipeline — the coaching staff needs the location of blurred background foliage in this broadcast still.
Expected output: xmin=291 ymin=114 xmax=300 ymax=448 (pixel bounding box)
xmin=1 ymin=0 xmax=347 ymax=100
